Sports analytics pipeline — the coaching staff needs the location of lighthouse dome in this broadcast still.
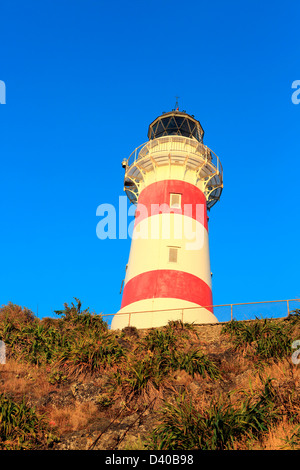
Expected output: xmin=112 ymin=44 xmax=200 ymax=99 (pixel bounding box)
xmin=147 ymin=110 xmax=204 ymax=143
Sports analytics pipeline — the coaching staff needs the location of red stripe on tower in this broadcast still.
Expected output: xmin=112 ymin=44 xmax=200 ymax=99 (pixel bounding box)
xmin=121 ymin=270 xmax=213 ymax=313
xmin=134 ymin=180 xmax=208 ymax=231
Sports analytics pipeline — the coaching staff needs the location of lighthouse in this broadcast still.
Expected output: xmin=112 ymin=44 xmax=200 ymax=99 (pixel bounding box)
xmin=111 ymin=109 xmax=223 ymax=330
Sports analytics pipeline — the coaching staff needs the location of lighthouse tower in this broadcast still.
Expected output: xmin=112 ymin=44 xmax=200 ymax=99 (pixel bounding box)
xmin=111 ymin=109 xmax=223 ymax=330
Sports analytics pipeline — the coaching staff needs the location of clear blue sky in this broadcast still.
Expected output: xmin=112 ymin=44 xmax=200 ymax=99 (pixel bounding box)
xmin=0 ymin=0 xmax=299 ymax=320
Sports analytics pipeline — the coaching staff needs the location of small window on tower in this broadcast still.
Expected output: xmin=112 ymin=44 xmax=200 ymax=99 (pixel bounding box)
xmin=170 ymin=193 xmax=181 ymax=209
xmin=168 ymin=247 xmax=179 ymax=263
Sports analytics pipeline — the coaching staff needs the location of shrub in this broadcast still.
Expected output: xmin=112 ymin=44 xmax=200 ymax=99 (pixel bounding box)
xmin=144 ymin=328 xmax=178 ymax=354
xmin=221 ymin=318 xmax=293 ymax=363
xmin=121 ymin=326 xmax=139 ymax=338
xmin=286 ymin=309 xmax=300 ymax=325
xmin=120 ymin=321 xmax=221 ymax=393
xmin=55 ymin=332 xmax=124 ymax=377
xmin=125 ymin=355 xmax=156 ymax=391
xmin=0 ymin=299 xmax=115 ymax=376
xmin=54 ymin=298 xmax=108 ymax=332
xmin=167 ymin=320 xmax=198 ymax=333
xmin=0 ymin=393 xmax=56 ymax=449
xmin=124 ymin=345 xmax=220 ymax=393
xmin=0 ymin=303 xmax=36 ymax=327
xmin=0 ymin=321 xmax=68 ymax=366
xmin=148 ymin=379 xmax=279 ymax=450
xmin=175 ymin=349 xmax=221 ymax=380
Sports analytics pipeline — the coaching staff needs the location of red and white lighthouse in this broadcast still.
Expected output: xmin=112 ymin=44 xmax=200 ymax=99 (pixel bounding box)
xmin=111 ymin=110 xmax=223 ymax=329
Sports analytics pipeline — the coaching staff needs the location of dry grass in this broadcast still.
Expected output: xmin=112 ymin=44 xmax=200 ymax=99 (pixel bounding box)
xmin=46 ymin=402 xmax=98 ymax=433
xmin=258 ymin=419 xmax=292 ymax=450
xmin=0 ymin=359 xmax=55 ymax=401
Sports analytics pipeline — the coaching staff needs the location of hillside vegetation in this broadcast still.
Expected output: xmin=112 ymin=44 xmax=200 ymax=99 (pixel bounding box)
xmin=1 ymin=299 xmax=300 ymax=450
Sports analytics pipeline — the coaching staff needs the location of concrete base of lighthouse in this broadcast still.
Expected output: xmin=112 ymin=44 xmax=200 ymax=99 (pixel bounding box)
xmin=110 ymin=298 xmax=218 ymax=330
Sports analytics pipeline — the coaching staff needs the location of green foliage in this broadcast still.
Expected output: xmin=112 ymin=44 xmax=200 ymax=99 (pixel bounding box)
xmin=0 ymin=393 xmax=56 ymax=450
xmin=55 ymin=333 xmax=124 ymax=377
xmin=0 ymin=299 xmax=123 ymax=376
xmin=175 ymin=349 xmax=221 ymax=379
xmin=148 ymin=379 xmax=279 ymax=450
xmin=54 ymin=297 xmax=108 ymax=332
xmin=125 ymin=355 xmax=157 ymax=391
xmin=96 ymin=394 xmax=114 ymax=409
xmin=124 ymin=323 xmax=220 ymax=392
xmin=286 ymin=309 xmax=300 ymax=325
xmin=48 ymin=370 xmax=68 ymax=385
xmin=144 ymin=327 xmax=178 ymax=354
xmin=221 ymin=318 xmax=293 ymax=363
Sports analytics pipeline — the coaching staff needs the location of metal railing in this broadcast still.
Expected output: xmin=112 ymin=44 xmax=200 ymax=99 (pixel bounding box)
xmin=125 ymin=136 xmax=223 ymax=176
xmin=103 ymin=298 xmax=300 ymax=329
xmin=124 ymin=135 xmax=223 ymax=209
